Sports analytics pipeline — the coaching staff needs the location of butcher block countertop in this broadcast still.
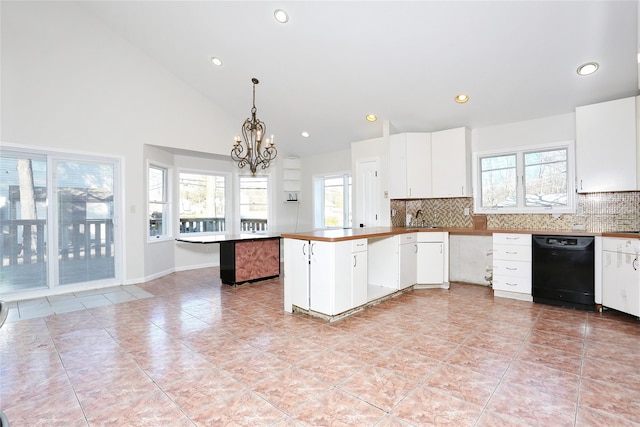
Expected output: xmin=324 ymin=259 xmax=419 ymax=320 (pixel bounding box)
xmin=279 ymin=227 xmax=630 ymax=242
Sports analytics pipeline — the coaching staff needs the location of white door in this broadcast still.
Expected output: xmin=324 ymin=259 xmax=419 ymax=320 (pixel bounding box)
xmin=356 ymin=159 xmax=379 ymax=228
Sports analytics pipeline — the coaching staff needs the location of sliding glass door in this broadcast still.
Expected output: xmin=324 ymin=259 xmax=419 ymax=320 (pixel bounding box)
xmin=0 ymin=153 xmax=48 ymax=293
xmin=55 ymin=160 xmax=116 ymax=285
xmin=0 ymin=149 xmax=120 ymax=296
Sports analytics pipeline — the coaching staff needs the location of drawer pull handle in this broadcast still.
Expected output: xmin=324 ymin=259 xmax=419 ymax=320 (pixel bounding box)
xmin=506 ymin=267 xmax=517 ymax=270
xmin=506 ymin=251 xmax=518 ymax=255
xmin=506 ymin=282 xmax=517 ymax=286
xmin=506 ymin=237 xmax=520 ymax=240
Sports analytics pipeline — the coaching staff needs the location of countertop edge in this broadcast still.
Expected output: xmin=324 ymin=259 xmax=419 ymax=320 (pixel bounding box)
xmin=281 ymin=227 xmax=617 ymax=242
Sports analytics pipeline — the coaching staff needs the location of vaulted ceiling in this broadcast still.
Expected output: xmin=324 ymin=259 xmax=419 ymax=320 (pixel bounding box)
xmin=80 ymin=1 xmax=639 ymax=157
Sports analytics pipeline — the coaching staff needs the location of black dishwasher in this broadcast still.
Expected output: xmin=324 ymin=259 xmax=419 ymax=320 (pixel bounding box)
xmin=532 ymin=235 xmax=595 ymax=310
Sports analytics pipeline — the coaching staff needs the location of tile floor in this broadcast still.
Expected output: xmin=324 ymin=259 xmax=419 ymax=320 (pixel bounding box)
xmin=1 ymin=268 xmax=640 ymax=426
xmin=2 ymin=285 xmax=155 ymax=323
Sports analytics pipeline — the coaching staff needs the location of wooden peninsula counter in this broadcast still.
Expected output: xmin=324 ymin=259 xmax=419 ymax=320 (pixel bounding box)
xmin=176 ymin=234 xmax=281 ymax=285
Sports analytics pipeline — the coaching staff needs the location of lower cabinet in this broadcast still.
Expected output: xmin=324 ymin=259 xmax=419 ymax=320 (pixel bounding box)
xmin=602 ymin=237 xmax=640 ymax=317
xmin=492 ymin=233 xmax=532 ymax=301
xmin=399 ymin=233 xmax=417 ymax=289
xmin=284 ymin=238 xmax=367 ymax=316
xmin=416 ymin=232 xmax=449 ymax=288
xmin=352 ymin=239 xmax=368 ymax=307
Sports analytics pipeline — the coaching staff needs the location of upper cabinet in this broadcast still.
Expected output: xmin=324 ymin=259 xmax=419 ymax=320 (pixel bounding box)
xmin=576 ymin=96 xmax=637 ymax=193
xmin=431 ymin=127 xmax=472 ymax=198
xmin=389 ymin=127 xmax=471 ymax=199
xmin=389 ymin=133 xmax=431 ymax=199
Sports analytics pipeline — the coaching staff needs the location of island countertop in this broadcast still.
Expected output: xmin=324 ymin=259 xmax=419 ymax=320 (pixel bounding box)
xmin=176 ymin=233 xmax=281 ymax=244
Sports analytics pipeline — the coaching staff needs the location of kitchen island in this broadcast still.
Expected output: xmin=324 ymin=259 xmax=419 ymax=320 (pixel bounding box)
xmin=176 ymin=234 xmax=281 ymax=285
xmin=281 ymin=227 xmax=449 ymax=320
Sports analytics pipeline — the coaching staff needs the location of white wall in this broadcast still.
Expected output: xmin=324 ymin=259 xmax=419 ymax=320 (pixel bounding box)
xmin=1 ymin=2 xmax=237 ymax=283
xmin=472 ymin=112 xmax=575 ymax=152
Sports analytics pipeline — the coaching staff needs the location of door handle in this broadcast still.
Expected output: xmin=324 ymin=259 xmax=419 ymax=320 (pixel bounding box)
xmin=353 ymin=255 xmax=357 ymax=268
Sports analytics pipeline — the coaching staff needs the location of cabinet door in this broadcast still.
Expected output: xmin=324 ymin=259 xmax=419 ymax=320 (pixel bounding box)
xmin=602 ymin=250 xmax=640 ymax=317
xmin=389 ymin=134 xmax=408 ymax=199
xmin=352 ymin=251 xmax=368 ymax=307
xmin=283 ymin=239 xmax=310 ymax=311
xmin=399 ymin=243 xmax=417 ymax=289
xmin=576 ymin=96 xmax=637 ymax=193
xmin=417 ymin=242 xmax=444 ymax=284
xmin=309 ymin=241 xmax=334 ymax=314
xmin=431 ymin=127 xmax=471 ymax=197
xmin=405 ymin=133 xmax=431 ymax=198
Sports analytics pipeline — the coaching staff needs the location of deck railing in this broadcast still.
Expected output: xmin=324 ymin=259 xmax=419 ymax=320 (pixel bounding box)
xmin=1 ymin=219 xmax=114 ymax=266
xmin=2 ymin=217 xmax=269 ymax=266
xmin=155 ymin=217 xmax=269 ymax=234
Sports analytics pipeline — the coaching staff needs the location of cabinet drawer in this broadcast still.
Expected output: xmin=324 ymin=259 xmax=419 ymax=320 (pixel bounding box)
xmin=602 ymin=237 xmax=640 ymax=253
xmin=399 ymin=233 xmax=417 ymax=244
xmin=417 ymin=231 xmax=445 ymax=243
xmin=493 ymin=274 xmax=532 ymax=294
xmin=493 ymin=259 xmax=531 ymax=278
xmin=351 ymin=238 xmax=368 ymax=253
xmin=493 ymin=233 xmax=531 ymax=246
xmin=493 ymin=244 xmax=532 ymax=262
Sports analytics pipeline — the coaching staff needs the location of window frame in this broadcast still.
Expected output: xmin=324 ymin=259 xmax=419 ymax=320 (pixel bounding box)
xmin=473 ymin=140 xmax=575 ymax=214
xmin=0 ymin=143 xmax=123 ymax=297
xmin=147 ymin=162 xmax=172 ymax=242
xmin=313 ymin=172 xmax=352 ymax=229
xmin=178 ymin=169 xmax=230 ymax=236
xmin=238 ymin=174 xmax=271 ymax=233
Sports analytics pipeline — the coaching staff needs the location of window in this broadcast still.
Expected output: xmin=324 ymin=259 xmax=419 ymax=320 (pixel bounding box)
xmin=239 ymin=176 xmax=269 ymax=232
xmin=315 ymin=174 xmax=352 ymax=229
xmin=179 ymin=171 xmax=227 ymax=233
xmin=148 ymin=164 xmax=170 ymax=239
xmin=0 ymin=148 xmax=120 ymax=295
xmin=524 ymin=149 xmax=568 ymax=207
xmin=475 ymin=142 xmax=574 ymax=214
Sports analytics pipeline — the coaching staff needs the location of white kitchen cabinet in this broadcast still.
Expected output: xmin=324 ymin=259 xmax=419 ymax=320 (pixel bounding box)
xmin=351 ymin=239 xmax=368 ymax=307
xmin=284 ymin=238 xmax=367 ymax=316
xmin=283 ymin=238 xmax=310 ymax=311
xmin=576 ymin=96 xmax=637 ymax=193
xmin=602 ymin=237 xmax=640 ymax=317
xmin=430 ymin=127 xmax=472 ymax=198
xmin=389 ymin=133 xmax=431 ymax=199
xmin=398 ymin=233 xmax=417 ymax=289
xmin=492 ymin=233 xmax=532 ymax=301
xmin=415 ymin=232 xmax=449 ymax=288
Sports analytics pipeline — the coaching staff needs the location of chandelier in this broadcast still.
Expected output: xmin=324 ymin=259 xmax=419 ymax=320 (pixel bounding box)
xmin=231 ymin=78 xmax=277 ymax=175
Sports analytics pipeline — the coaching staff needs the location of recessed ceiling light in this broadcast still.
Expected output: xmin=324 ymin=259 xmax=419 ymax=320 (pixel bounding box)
xmin=210 ymin=56 xmax=223 ymax=66
xmin=301 ymin=131 xmax=310 ymax=138
xmin=274 ymin=9 xmax=289 ymax=23
xmin=365 ymin=114 xmax=377 ymax=122
xmin=455 ymin=94 xmax=469 ymax=103
xmin=577 ymin=62 xmax=599 ymax=76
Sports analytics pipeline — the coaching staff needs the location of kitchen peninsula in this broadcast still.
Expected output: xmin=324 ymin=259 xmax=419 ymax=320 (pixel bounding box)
xmin=176 ymin=234 xmax=281 ymax=285
xmin=281 ymin=227 xmax=449 ymax=320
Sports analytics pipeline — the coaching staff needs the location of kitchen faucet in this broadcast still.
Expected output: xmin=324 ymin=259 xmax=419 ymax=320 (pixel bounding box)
xmin=415 ymin=209 xmax=425 ymax=227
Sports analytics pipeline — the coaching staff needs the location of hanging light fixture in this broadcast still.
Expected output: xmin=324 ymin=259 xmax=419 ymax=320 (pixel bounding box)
xmin=231 ymin=78 xmax=277 ymax=175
